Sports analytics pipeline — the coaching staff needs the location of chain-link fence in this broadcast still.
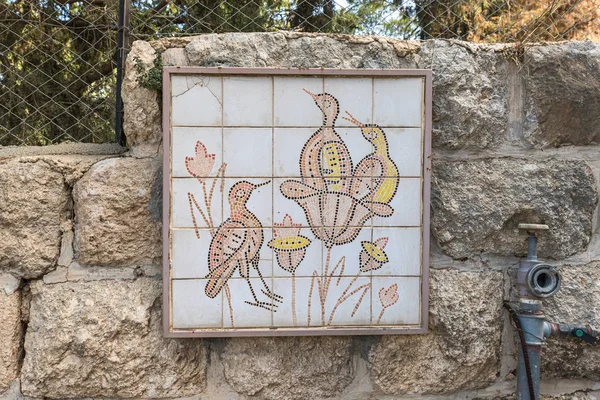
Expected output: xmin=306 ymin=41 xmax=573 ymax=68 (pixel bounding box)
xmin=1 ymin=0 xmax=599 ymax=146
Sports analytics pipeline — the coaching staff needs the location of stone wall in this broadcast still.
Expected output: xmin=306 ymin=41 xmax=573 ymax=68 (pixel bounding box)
xmin=1 ymin=33 xmax=599 ymax=399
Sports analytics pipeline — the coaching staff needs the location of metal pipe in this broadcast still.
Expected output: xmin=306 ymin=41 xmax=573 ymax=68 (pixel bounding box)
xmin=527 ymin=233 xmax=538 ymax=261
xmin=517 ymin=343 xmax=541 ymax=400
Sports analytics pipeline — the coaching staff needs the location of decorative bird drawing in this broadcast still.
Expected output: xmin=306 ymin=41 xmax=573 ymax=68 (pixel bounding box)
xmin=342 ymin=111 xmax=399 ymax=203
xmin=205 ymin=180 xmax=282 ymax=311
xmin=300 ymin=89 xmax=353 ymax=192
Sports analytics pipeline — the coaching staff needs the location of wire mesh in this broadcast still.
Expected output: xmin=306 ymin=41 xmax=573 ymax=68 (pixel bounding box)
xmin=1 ymin=0 xmax=599 ymax=146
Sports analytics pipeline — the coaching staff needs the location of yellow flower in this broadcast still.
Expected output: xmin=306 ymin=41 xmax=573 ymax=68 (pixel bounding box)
xmin=359 ymin=237 xmax=389 ymax=272
xmin=268 ymin=214 xmax=311 ymax=274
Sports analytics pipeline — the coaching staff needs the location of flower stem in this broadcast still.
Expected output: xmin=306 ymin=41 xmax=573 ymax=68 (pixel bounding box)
xmin=224 ymin=283 xmax=234 ymax=327
xmin=292 ymin=272 xmax=297 ymax=326
xmin=376 ymin=307 xmax=386 ymax=325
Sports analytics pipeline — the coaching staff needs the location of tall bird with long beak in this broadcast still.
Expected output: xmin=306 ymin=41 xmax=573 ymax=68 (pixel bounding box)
xmin=205 ymin=180 xmax=282 ymax=311
xmin=300 ymin=90 xmax=353 ymax=193
xmin=342 ymin=111 xmax=399 ymax=203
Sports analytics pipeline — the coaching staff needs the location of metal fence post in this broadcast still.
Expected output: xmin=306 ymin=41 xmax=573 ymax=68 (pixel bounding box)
xmin=115 ymin=0 xmax=130 ymax=146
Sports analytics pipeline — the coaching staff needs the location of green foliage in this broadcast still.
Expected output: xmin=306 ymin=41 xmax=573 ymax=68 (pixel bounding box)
xmin=133 ymin=50 xmax=164 ymax=93
xmin=1 ymin=0 xmax=595 ymax=145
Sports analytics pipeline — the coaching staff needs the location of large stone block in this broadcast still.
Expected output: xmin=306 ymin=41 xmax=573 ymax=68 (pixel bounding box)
xmin=73 ymin=157 xmax=162 ymax=267
xmin=0 ymin=159 xmax=69 ymax=278
xmin=432 ymin=158 xmax=597 ymax=260
xmin=419 ymin=40 xmax=510 ymax=149
xmin=523 ymin=42 xmax=600 ymax=147
xmin=220 ymin=336 xmax=354 ymax=399
xmin=21 ymin=278 xmax=206 ymax=398
xmin=184 ymin=32 xmax=417 ymax=69
xmin=0 ymin=289 xmax=21 ymax=391
xmin=123 ymin=40 xmax=162 ymax=156
xmin=370 ymin=269 xmax=504 ymax=394
xmin=542 ymin=262 xmax=600 ymax=379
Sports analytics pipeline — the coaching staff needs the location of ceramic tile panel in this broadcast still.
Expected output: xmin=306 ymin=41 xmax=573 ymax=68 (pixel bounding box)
xmin=273 ymin=128 xmax=321 ymax=177
xmin=172 ymin=75 xmax=222 ymax=127
xmin=223 ymin=178 xmax=273 ymax=227
xmin=385 ymin=128 xmax=423 ymax=177
xmin=226 ymin=277 xmax=274 ymax=328
xmin=271 ymin=226 xmax=321 ymax=278
xmin=324 ymin=77 xmax=373 ymax=127
xmin=171 ymin=178 xmax=222 ymax=229
xmin=372 ymin=277 xmax=421 ymax=325
xmin=171 ymin=229 xmax=213 ymax=279
xmin=223 ymin=76 xmax=273 ymax=126
xmin=223 ymin=128 xmax=272 ymax=177
xmin=373 ymin=77 xmax=423 ymax=127
xmin=274 ymin=77 xmax=324 ymax=127
xmin=370 ymin=227 xmax=422 ymax=276
xmin=373 ymin=178 xmax=422 ymax=227
xmin=165 ymin=69 xmax=430 ymax=336
xmin=272 ymin=277 xmax=323 ymax=327
xmin=172 ymin=279 xmax=223 ymax=329
xmin=324 ymin=276 xmax=372 ymax=326
xmin=172 ymin=127 xmax=222 ymax=178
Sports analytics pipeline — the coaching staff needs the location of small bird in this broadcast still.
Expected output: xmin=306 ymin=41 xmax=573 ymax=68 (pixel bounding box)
xmin=342 ymin=111 xmax=399 ymax=203
xmin=205 ymin=180 xmax=282 ymax=311
xmin=300 ymin=89 xmax=353 ymax=192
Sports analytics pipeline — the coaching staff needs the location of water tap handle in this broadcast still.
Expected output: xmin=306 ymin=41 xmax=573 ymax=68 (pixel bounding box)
xmin=573 ymin=327 xmax=597 ymax=345
xmin=518 ymin=223 xmax=549 ymax=260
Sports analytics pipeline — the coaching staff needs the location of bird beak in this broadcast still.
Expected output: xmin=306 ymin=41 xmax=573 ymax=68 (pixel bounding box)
xmin=302 ymin=88 xmax=319 ymax=101
xmin=341 ymin=110 xmax=364 ymax=127
xmin=253 ymin=180 xmax=271 ymax=189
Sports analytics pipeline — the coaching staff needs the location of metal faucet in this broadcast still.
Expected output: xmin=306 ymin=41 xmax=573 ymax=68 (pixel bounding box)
xmin=507 ymin=224 xmax=597 ymax=400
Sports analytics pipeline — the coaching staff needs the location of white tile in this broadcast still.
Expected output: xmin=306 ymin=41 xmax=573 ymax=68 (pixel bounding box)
xmin=223 ymin=128 xmax=272 ymax=177
xmin=171 ymin=229 xmax=213 ymax=279
xmin=370 ymin=228 xmax=421 ymax=276
xmin=273 ymin=277 xmax=324 ymax=327
xmin=272 ymin=227 xmax=321 ymax=278
xmin=274 ymin=77 xmax=323 ymax=127
xmin=172 ymin=279 xmax=222 ymax=329
xmin=373 ymin=78 xmax=423 ymax=127
xmin=226 ymin=277 xmax=274 ymax=328
xmin=336 ymin=127 xmax=373 ymax=175
xmin=372 ymin=277 xmax=421 ymax=325
xmin=385 ymin=128 xmax=423 ymax=177
xmin=273 ymin=128 xmax=319 ymax=177
xmin=223 ymin=76 xmax=272 ymax=126
xmin=324 ymin=77 xmax=372 ymax=127
xmin=171 ymin=127 xmax=222 ymax=178
xmin=373 ymin=178 xmax=421 ymax=227
xmin=273 ymin=178 xmax=311 ymax=227
xmin=323 ymin=276 xmax=371 ymax=326
xmin=223 ymin=178 xmax=273 ymax=227
xmin=172 ymin=75 xmax=222 ymax=126
xmin=172 ymin=178 xmax=223 ymax=229
xmin=324 ymin=227 xmax=372 ymax=277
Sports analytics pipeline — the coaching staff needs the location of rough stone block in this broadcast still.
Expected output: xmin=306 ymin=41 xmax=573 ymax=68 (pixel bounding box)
xmin=524 ymin=42 xmax=600 ymax=147
xmin=184 ymin=32 xmax=417 ymax=69
xmin=0 ymin=289 xmax=21 ymax=391
xmin=432 ymin=158 xmax=597 ymax=260
xmin=0 ymin=159 xmax=69 ymax=278
xmin=123 ymin=40 xmax=162 ymax=156
xmin=419 ymin=40 xmax=510 ymax=150
xmin=542 ymin=262 xmax=600 ymax=380
xmin=73 ymin=157 xmax=162 ymax=267
xmin=20 ymin=278 xmax=206 ymax=398
xmin=220 ymin=336 xmax=354 ymax=399
xmin=370 ymin=269 xmax=504 ymax=394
